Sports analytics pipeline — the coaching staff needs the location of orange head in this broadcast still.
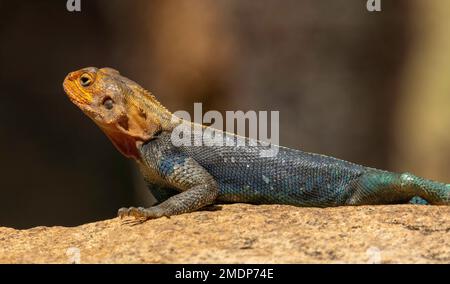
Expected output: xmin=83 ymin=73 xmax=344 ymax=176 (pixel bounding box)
xmin=63 ymin=67 xmax=172 ymax=160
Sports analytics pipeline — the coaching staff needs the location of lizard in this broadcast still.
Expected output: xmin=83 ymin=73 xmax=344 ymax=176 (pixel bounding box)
xmin=63 ymin=67 xmax=450 ymax=220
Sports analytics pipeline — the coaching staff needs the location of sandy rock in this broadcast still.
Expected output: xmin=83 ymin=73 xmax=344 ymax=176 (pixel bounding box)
xmin=0 ymin=204 xmax=448 ymax=263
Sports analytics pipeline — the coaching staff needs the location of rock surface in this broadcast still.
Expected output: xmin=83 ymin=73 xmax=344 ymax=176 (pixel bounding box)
xmin=0 ymin=204 xmax=448 ymax=263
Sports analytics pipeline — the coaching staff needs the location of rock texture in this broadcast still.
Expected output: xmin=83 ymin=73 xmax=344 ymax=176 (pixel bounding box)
xmin=0 ymin=204 xmax=448 ymax=263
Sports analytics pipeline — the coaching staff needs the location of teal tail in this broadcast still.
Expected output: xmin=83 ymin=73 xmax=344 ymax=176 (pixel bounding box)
xmin=402 ymin=173 xmax=450 ymax=205
xmin=346 ymin=171 xmax=450 ymax=205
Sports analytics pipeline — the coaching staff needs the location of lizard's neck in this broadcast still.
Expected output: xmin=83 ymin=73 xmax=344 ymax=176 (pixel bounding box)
xmin=101 ymin=88 xmax=181 ymax=161
xmin=130 ymin=88 xmax=180 ymax=131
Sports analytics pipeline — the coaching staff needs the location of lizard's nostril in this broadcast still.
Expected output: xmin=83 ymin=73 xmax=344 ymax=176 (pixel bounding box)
xmin=67 ymin=72 xmax=78 ymax=81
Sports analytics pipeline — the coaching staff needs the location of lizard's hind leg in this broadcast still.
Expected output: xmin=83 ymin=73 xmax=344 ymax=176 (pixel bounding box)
xmin=346 ymin=171 xmax=450 ymax=205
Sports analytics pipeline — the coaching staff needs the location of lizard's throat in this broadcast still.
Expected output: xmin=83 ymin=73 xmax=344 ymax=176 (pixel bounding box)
xmin=99 ymin=125 xmax=143 ymax=160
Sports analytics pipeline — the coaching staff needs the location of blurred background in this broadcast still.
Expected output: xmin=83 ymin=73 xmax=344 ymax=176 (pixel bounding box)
xmin=0 ymin=0 xmax=449 ymax=228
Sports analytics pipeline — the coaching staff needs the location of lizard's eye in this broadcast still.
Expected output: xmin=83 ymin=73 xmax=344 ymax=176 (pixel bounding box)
xmin=102 ymin=97 xmax=114 ymax=110
xmin=79 ymin=73 xmax=93 ymax=87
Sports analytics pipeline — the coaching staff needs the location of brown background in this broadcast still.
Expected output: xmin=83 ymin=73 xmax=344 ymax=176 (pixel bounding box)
xmin=0 ymin=0 xmax=449 ymax=228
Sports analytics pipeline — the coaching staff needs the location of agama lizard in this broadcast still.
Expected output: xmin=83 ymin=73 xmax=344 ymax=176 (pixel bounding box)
xmin=63 ymin=67 xmax=450 ymax=219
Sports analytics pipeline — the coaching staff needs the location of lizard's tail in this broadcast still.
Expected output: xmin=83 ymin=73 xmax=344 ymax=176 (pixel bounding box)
xmin=346 ymin=171 xmax=450 ymax=205
xmin=401 ymin=173 xmax=450 ymax=205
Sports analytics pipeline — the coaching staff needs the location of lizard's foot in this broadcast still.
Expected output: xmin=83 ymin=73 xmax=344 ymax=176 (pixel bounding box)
xmin=118 ymin=206 xmax=164 ymax=220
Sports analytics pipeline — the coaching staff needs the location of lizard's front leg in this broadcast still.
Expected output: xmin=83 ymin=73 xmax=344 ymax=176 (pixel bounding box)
xmin=118 ymin=184 xmax=218 ymax=219
xmin=119 ymin=157 xmax=219 ymax=219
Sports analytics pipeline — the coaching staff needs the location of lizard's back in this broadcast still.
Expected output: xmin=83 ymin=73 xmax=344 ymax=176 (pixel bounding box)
xmin=142 ymin=126 xmax=370 ymax=207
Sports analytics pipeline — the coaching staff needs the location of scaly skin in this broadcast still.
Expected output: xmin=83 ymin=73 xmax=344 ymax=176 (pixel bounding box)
xmin=63 ymin=67 xmax=450 ymax=220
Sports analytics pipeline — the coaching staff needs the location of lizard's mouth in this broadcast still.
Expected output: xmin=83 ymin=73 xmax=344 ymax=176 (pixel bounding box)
xmin=63 ymin=75 xmax=100 ymax=119
xmin=63 ymin=73 xmax=93 ymax=106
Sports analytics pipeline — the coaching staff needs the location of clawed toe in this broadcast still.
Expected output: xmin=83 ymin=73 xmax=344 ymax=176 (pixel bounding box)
xmin=117 ymin=206 xmax=167 ymax=221
xmin=118 ymin=207 xmax=147 ymax=219
xmin=121 ymin=218 xmax=148 ymax=226
xmin=118 ymin=207 xmax=129 ymax=219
